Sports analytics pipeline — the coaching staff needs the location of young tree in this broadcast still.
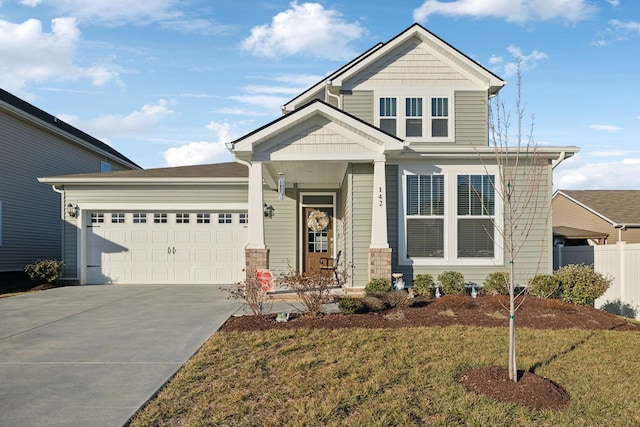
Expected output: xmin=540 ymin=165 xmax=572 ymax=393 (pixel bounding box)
xmin=485 ymin=59 xmax=548 ymax=382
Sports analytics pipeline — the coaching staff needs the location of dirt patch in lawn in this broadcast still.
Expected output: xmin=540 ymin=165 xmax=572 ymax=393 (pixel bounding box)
xmin=220 ymin=295 xmax=639 ymax=411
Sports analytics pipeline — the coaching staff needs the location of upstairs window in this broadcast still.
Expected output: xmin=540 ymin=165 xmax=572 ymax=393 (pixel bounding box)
xmin=431 ymin=97 xmax=449 ymax=137
xmin=100 ymin=161 xmax=111 ymax=172
xmin=379 ymin=97 xmax=397 ymax=136
xmin=405 ymin=98 xmax=423 ymax=137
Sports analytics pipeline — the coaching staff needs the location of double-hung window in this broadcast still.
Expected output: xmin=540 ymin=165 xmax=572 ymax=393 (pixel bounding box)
xmin=379 ymin=97 xmax=397 ymax=136
xmin=457 ymin=175 xmax=495 ymax=258
xmin=405 ymin=97 xmax=423 ymax=137
xmin=431 ymin=97 xmax=449 ymax=137
xmin=406 ymin=174 xmax=445 ymax=258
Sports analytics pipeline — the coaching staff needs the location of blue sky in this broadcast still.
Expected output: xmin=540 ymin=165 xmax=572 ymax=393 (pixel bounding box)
xmin=1 ymin=0 xmax=638 ymax=189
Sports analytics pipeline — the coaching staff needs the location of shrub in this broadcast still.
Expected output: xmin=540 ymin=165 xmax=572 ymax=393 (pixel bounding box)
xmin=361 ymin=296 xmax=386 ymax=312
xmin=365 ymin=277 xmax=392 ymax=294
xmin=482 ymin=272 xmax=510 ymax=296
xmin=225 ymin=276 xmax=272 ymax=318
xmin=338 ymin=297 xmax=368 ymax=314
xmin=413 ymin=274 xmax=435 ymax=296
xmin=528 ymin=274 xmax=562 ymax=299
xmin=437 ymin=271 xmax=465 ymax=295
xmin=279 ymin=268 xmax=335 ymax=317
xmin=385 ymin=290 xmax=411 ymax=308
xmin=554 ymin=264 xmax=612 ymax=306
xmin=24 ymin=259 xmax=63 ymax=284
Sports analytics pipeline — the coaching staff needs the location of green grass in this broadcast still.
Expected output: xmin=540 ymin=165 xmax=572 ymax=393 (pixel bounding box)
xmin=130 ymin=326 xmax=640 ymax=426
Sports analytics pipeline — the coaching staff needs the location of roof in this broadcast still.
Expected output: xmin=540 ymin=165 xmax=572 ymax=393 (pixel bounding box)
xmin=553 ymin=226 xmax=609 ymax=240
xmin=283 ymin=23 xmax=506 ymax=111
xmin=0 ymin=88 xmax=141 ymax=169
xmin=555 ymin=190 xmax=640 ymax=226
xmin=39 ymin=162 xmax=248 ymax=184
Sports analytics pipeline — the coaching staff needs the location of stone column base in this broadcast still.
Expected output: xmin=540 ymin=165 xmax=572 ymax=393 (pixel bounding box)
xmin=245 ymin=248 xmax=269 ymax=280
xmin=368 ymin=248 xmax=392 ymax=282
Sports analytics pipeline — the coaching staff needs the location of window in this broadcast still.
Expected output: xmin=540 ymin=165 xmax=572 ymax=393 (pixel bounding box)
xmin=100 ymin=161 xmax=111 ymax=172
xmin=239 ymin=213 xmax=248 ymax=224
xmin=457 ymin=175 xmax=495 ymax=258
xmin=218 ymin=213 xmax=232 ymax=224
xmin=431 ymin=97 xmax=449 ymax=137
xmin=91 ymin=213 xmax=104 ymax=223
xmin=111 ymin=213 xmax=125 ymax=223
xmin=405 ymin=97 xmax=423 ymax=137
xmin=133 ymin=213 xmax=147 ymax=224
xmin=379 ymin=97 xmax=397 ymax=135
xmin=154 ymin=213 xmax=168 ymax=224
xmin=197 ymin=213 xmax=210 ymax=224
xmin=406 ymin=175 xmax=445 ymax=258
xmin=176 ymin=213 xmax=190 ymax=224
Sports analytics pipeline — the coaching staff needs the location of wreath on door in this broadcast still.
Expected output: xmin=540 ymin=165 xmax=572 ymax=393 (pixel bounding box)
xmin=307 ymin=209 xmax=329 ymax=232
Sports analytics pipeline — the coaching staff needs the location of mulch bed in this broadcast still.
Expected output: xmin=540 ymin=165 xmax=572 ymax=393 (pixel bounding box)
xmin=220 ymin=295 xmax=639 ymax=411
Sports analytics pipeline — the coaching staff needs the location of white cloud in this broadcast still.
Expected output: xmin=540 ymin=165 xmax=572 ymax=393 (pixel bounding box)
xmin=58 ymin=99 xmax=174 ymax=138
xmin=489 ymin=45 xmax=548 ymax=76
xmin=606 ymin=0 xmax=620 ymax=6
xmin=589 ymin=124 xmax=622 ymax=133
xmin=241 ymin=1 xmax=365 ymax=59
xmin=0 ymin=17 xmax=121 ymax=93
xmin=593 ymin=19 xmax=640 ymax=45
xmin=554 ymin=155 xmax=640 ymax=189
xmin=162 ymin=121 xmax=237 ymax=167
xmin=413 ymin=0 xmax=596 ymax=24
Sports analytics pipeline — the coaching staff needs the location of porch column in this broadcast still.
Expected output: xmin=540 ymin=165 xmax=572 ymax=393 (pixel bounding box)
xmin=369 ymin=159 xmax=392 ymax=281
xmin=246 ymin=161 xmax=268 ymax=278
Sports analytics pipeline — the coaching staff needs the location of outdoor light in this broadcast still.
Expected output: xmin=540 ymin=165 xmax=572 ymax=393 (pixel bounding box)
xmin=66 ymin=203 xmax=78 ymax=218
xmin=264 ymin=204 xmax=275 ymax=219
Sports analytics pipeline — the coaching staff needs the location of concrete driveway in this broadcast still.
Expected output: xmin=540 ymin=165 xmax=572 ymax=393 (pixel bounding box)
xmin=0 ymin=285 xmax=242 ymax=427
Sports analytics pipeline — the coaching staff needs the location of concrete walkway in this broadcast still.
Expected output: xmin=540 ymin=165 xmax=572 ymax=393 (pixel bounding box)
xmin=0 ymin=285 xmax=243 ymax=427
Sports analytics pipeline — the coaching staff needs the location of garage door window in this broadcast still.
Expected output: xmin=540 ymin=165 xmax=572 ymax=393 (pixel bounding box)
xmin=111 ymin=213 xmax=125 ymax=223
xmin=197 ymin=213 xmax=210 ymax=223
xmin=154 ymin=213 xmax=168 ymax=224
xmin=218 ymin=213 xmax=232 ymax=224
xmin=176 ymin=213 xmax=190 ymax=224
xmin=239 ymin=213 xmax=248 ymax=224
xmin=91 ymin=213 xmax=104 ymax=223
xmin=133 ymin=213 xmax=147 ymax=223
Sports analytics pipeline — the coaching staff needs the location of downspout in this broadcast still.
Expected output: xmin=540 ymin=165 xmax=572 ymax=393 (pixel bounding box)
xmin=325 ymin=81 xmax=341 ymax=109
xmin=551 ymin=151 xmax=567 ymax=170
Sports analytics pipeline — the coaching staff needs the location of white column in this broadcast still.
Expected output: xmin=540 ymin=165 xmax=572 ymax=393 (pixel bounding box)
xmin=370 ymin=159 xmax=389 ymax=248
xmin=247 ymin=162 xmax=265 ymax=249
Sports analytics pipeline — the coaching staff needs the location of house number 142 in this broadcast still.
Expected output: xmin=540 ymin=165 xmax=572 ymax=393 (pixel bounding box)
xmin=378 ymin=187 xmax=383 ymax=207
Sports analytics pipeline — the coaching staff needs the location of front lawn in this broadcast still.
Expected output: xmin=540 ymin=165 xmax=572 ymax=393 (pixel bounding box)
xmin=130 ymin=325 xmax=640 ymax=426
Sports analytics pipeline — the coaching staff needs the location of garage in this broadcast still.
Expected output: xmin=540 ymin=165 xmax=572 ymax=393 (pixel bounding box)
xmin=85 ymin=211 xmax=248 ymax=284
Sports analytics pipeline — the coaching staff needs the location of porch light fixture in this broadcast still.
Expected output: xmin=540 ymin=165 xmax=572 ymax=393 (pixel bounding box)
xmin=264 ymin=204 xmax=275 ymax=219
xmin=66 ymin=203 xmax=78 ymax=218
xmin=277 ymin=173 xmax=285 ymax=201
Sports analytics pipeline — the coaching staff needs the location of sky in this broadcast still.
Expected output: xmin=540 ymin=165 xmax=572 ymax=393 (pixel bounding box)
xmin=1 ymin=0 xmax=639 ymax=190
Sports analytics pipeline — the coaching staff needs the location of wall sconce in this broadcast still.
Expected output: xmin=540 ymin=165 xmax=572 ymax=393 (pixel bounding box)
xmin=66 ymin=203 xmax=78 ymax=218
xmin=264 ymin=204 xmax=275 ymax=219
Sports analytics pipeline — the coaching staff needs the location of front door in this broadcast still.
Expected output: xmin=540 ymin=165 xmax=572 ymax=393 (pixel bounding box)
xmin=303 ymin=207 xmax=333 ymax=274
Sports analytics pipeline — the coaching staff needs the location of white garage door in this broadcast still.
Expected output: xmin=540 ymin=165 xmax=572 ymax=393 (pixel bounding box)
xmin=86 ymin=211 xmax=247 ymax=284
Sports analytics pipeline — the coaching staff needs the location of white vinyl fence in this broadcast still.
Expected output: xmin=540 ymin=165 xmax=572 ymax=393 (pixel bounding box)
xmin=554 ymin=242 xmax=640 ymax=319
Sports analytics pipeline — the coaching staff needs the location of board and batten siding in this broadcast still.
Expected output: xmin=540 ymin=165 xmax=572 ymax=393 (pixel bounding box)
xmin=342 ymin=91 xmax=374 ymax=125
xmin=455 ymin=91 xmax=487 ymax=146
xmin=0 ymin=109 xmax=133 ymax=273
xmin=263 ymin=187 xmax=297 ymax=275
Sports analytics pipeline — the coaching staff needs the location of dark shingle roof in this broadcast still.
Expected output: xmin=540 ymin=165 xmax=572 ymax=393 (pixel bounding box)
xmin=0 ymin=88 xmax=140 ymax=169
xmin=559 ymin=190 xmax=640 ymax=225
xmin=53 ymin=162 xmax=248 ymax=179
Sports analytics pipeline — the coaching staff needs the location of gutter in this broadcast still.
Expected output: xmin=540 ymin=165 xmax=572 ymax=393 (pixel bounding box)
xmin=552 ymin=151 xmax=568 ymax=170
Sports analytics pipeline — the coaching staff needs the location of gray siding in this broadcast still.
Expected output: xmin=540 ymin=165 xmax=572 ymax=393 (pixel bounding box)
xmin=351 ymin=163 xmax=373 ymax=286
xmin=0 ymin=109 xmax=133 ymax=273
xmin=264 ymin=187 xmax=297 ymax=274
xmin=64 ymin=185 xmax=248 ymax=205
xmin=455 ymin=91 xmax=487 ymax=146
xmin=342 ymin=91 xmax=374 ymax=125
xmin=340 ymin=170 xmax=353 ymax=286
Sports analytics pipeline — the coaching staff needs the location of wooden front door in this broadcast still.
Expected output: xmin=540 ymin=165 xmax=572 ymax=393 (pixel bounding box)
xmin=303 ymin=207 xmax=333 ymax=274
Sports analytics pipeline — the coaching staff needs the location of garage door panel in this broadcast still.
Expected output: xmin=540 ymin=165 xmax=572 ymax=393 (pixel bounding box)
xmin=86 ymin=211 xmax=246 ymax=284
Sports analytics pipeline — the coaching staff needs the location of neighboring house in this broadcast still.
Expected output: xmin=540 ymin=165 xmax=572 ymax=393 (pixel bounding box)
xmin=0 ymin=88 xmax=140 ymax=276
xmin=40 ymin=24 xmax=578 ymax=287
xmin=553 ymin=190 xmax=640 ymax=245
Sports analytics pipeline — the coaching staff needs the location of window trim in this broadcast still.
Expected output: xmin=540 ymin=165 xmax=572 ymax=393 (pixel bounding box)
xmin=399 ymin=164 xmax=503 ymax=267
